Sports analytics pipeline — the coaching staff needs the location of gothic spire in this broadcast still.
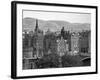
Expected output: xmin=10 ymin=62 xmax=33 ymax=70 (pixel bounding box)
xmin=35 ymin=19 xmax=38 ymax=31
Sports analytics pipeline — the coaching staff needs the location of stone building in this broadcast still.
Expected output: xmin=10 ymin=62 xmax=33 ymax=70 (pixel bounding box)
xmin=61 ymin=27 xmax=71 ymax=51
xmin=22 ymin=31 xmax=31 ymax=48
xmin=43 ymin=29 xmax=57 ymax=55
xmin=57 ymin=37 xmax=67 ymax=56
xmin=71 ymin=32 xmax=79 ymax=54
xmin=31 ymin=19 xmax=44 ymax=58
xmin=79 ymin=30 xmax=91 ymax=53
xmin=65 ymin=31 xmax=71 ymax=51
xmin=23 ymin=19 xmax=44 ymax=69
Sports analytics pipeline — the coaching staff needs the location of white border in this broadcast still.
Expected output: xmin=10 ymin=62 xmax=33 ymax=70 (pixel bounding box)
xmin=17 ymin=3 xmax=96 ymax=77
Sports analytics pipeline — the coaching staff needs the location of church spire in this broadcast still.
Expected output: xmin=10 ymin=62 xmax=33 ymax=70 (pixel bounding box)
xmin=35 ymin=19 xmax=38 ymax=31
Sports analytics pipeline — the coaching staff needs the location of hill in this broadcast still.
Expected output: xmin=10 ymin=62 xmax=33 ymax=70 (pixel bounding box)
xmin=23 ymin=17 xmax=90 ymax=32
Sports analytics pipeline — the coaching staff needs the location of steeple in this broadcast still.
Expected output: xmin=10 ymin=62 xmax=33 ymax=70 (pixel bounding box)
xmin=35 ymin=19 xmax=38 ymax=31
xmin=61 ymin=26 xmax=65 ymax=38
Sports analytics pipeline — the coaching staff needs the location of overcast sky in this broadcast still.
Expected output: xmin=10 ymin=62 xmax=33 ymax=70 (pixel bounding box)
xmin=23 ymin=10 xmax=91 ymax=24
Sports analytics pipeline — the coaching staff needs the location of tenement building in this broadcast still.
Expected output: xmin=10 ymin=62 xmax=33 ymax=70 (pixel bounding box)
xmin=43 ymin=29 xmax=57 ymax=55
xmin=71 ymin=32 xmax=79 ymax=54
xmin=23 ymin=19 xmax=44 ymax=69
xmin=79 ymin=30 xmax=91 ymax=54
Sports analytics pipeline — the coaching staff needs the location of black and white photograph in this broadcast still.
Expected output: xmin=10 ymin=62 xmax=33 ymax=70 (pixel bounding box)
xmin=11 ymin=1 xmax=97 ymax=79
xmin=22 ymin=10 xmax=91 ymax=69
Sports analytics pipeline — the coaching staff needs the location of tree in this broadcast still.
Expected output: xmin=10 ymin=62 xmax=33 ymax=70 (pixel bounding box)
xmin=61 ymin=54 xmax=83 ymax=67
xmin=36 ymin=53 xmax=59 ymax=68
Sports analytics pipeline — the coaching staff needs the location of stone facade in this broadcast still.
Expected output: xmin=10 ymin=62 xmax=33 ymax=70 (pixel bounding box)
xmin=79 ymin=31 xmax=91 ymax=53
xmin=71 ymin=32 xmax=79 ymax=54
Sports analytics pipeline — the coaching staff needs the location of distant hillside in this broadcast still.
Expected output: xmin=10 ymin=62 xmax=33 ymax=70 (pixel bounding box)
xmin=23 ymin=17 xmax=90 ymax=32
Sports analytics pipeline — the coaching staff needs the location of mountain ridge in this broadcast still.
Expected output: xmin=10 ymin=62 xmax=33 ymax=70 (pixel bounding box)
xmin=23 ymin=17 xmax=90 ymax=32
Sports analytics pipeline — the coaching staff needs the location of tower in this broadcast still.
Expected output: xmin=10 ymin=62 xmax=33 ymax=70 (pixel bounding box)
xmin=35 ymin=19 xmax=38 ymax=32
xmin=61 ymin=27 xmax=65 ymax=39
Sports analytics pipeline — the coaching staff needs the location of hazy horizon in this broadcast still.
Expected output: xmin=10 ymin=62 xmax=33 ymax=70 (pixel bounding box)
xmin=23 ymin=10 xmax=91 ymax=24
